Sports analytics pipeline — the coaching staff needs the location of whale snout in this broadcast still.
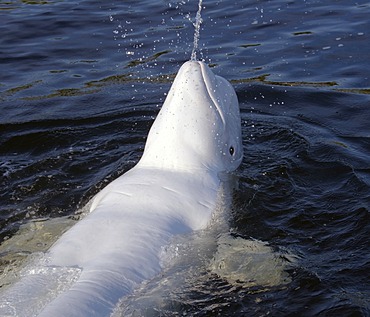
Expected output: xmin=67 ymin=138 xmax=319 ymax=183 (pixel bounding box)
xmin=139 ymin=60 xmax=243 ymax=172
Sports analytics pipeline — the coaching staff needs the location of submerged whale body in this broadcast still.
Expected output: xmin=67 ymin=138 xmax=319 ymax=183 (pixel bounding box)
xmin=0 ymin=61 xmax=243 ymax=317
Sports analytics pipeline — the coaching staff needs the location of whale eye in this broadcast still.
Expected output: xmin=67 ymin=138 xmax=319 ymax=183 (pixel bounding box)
xmin=229 ymin=146 xmax=235 ymax=156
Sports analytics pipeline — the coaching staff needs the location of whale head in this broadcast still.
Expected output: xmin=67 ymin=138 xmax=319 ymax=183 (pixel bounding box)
xmin=138 ymin=61 xmax=243 ymax=174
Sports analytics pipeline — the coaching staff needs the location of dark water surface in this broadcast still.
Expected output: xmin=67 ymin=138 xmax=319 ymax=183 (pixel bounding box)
xmin=1 ymin=0 xmax=369 ymax=316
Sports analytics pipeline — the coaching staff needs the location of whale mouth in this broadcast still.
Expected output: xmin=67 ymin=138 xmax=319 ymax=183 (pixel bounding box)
xmin=197 ymin=61 xmax=226 ymax=125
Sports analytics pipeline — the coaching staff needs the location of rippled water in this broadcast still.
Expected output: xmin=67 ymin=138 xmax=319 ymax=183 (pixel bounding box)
xmin=1 ymin=0 xmax=369 ymax=316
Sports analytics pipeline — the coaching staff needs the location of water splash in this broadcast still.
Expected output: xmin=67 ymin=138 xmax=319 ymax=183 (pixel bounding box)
xmin=190 ymin=0 xmax=203 ymax=61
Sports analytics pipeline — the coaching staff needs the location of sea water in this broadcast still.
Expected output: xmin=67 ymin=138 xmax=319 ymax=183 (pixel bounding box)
xmin=1 ymin=0 xmax=369 ymax=315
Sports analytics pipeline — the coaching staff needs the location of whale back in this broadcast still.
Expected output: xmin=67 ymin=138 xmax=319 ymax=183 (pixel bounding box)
xmin=0 ymin=61 xmax=244 ymax=317
xmin=138 ymin=61 xmax=243 ymax=173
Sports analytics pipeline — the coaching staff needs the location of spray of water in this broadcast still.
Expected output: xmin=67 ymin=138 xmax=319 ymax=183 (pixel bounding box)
xmin=190 ymin=0 xmax=203 ymax=61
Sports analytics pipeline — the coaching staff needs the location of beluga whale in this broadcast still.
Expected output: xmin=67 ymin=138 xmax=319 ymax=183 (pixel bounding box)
xmin=0 ymin=60 xmax=243 ymax=317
